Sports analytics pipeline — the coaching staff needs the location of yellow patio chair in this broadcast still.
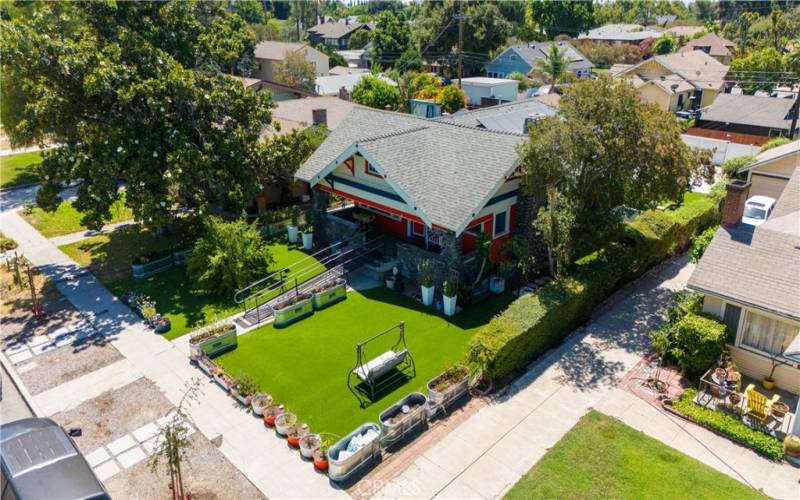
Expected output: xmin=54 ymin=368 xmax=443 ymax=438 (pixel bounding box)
xmin=744 ymin=384 xmax=781 ymax=424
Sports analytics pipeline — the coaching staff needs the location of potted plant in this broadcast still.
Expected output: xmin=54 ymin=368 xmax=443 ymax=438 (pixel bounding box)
xmin=231 ymin=373 xmax=259 ymax=407
xmin=772 ymin=401 xmax=790 ymax=419
xmin=196 ymin=355 xmax=217 ymax=375
xmin=427 ymin=364 xmax=469 ymax=415
xmin=287 ymin=423 xmax=308 ymax=448
xmin=301 ymin=224 xmax=313 ymax=251
xmin=728 ymin=392 xmax=742 ymax=406
xmin=263 ymin=403 xmax=284 ymax=427
xmin=385 ymin=267 xmax=398 ymax=290
xmin=287 ymin=206 xmax=300 ymax=244
xmin=418 ymin=259 xmax=436 ymax=307
xmin=762 ymin=339 xmax=788 ymax=390
xmin=784 ymin=435 xmax=800 ymax=459
xmin=153 ymin=315 xmax=171 ymax=334
xmin=299 ymin=433 xmax=321 ymax=459
xmin=251 ymin=394 xmax=273 ymax=416
xmin=189 ymin=323 xmax=238 ymax=358
xmin=442 ymin=280 xmax=457 ymax=317
xmin=313 ymin=438 xmax=330 ymax=472
xmin=275 ymin=411 xmax=297 ymax=436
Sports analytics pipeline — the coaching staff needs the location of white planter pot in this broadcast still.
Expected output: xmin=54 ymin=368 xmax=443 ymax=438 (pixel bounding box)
xmin=443 ymin=295 xmax=457 ymax=316
xmin=385 ymin=278 xmax=396 ymax=290
xmin=421 ymin=285 xmax=435 ymax=306
xmin=489 ymin=276 xmax=506 ymax=294
xmin=288 ymin=225 xmax=299 ymax=244
xmin=301 ymin=232 xmax=313 ymax=250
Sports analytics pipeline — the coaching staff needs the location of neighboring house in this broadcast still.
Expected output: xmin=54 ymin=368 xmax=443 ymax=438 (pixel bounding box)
xmin=614 ymin=51 xmax=729 ymax=112
xmin=665 ymin=25 xmax=706 ymax=39
xmin=336 ymin=49 xmax=370 ymax=69
xmin=233 ymin=76 xmax=265 ymax=92
xmin=456 ymin=77 xmax=519 ymax=107
xmin=437 ymin=97 xmax=557 ymax=134
xmin=295 ymin=106 xmax=526 ymax=282
xmin=306 ymin=19 xmax=373 ymax=49
xmin=328 ymin=66 xmax=368 ymax=76
xmin=688 ymin=169 xmax=800 ymax=395
xmin=253 ymin=41 xmax=329 ymax=82
xmin=314 ymin=73 xmax=396 ymax=97
xmin=578 ymin=23 xmax=663 ymax=44
xmin=485 ymin=41 xmax=594 ymax=79
xmin=680 ymin=134 xmax=760 ymax=167
xmin=734 ymin=140 xmax=800 ymax=200
xmin=692 ymin=94 xmax=796 ymax=146
xmin=680 ymin=33 xmax=737 ymax=64
xmin=266 ymin=96 xmax=356 ymax=137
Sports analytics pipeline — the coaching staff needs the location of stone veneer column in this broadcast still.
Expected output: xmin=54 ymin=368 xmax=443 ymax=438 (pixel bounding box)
xmin=311 ymin=187 xmax=330 ymax=246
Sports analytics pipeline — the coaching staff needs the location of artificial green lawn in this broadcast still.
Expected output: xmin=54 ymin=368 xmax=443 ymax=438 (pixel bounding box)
xmin=22 ymin=197 xmax=132 ymax=237
xmin=61 ymin=226 xmax=325 ymax=339
xmin=0 ymin=151 xmax=42 ymax=188
xmin=215 ymin=288 xmax=513 ymax=437
xmin=504 ymin=411 xmax=760 ymax=500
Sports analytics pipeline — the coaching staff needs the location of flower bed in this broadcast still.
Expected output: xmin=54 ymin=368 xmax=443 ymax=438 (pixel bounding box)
xmin=122 ymin=291 xmax=171 ymax=334
xmin=312 ymin=279 xmax=347 ymax=310
xmin=189 ymin=323 xmax=238 ymax=359
xmin=273 ymin=292 xmax=314 ymax=327
xmin=669 ymin=389 xmax=784 ymax=461
xmin=427 ymin=365 xmax=469 ymax=416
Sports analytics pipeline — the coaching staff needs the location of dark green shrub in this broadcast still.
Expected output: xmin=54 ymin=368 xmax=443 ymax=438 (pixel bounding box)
xmin=673 ymin=389 xmax=784 ymax=461
xmin=651 ymin=312 xmax=726 ymax=378
xmin=690 ymin=225 xmax=718 ymax=262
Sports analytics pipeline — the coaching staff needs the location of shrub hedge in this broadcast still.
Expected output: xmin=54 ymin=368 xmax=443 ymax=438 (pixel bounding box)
xmin=673 ymin=389 xmax=784 ymax=461
xmin=651 ymin=312 xmax=727 ymax=379
xmin=468 ymin=193 xmax=718 ymax=381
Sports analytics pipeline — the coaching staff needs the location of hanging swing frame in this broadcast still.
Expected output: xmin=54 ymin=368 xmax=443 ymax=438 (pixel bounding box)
xmin=348 ymin=321 xmax=416 ymax=407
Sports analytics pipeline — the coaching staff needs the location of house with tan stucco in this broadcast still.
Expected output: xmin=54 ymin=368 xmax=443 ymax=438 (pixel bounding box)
xmin=613 ymin=51 xmax=729 ymax=112
xmin=253 ymin=41 xmax=329 ymax=83
xmin=736 ymin=140 xmax=800 ymax=200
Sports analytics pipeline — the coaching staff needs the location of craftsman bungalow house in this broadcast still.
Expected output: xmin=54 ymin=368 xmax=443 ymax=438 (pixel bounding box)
xmin=295 ymin=106 xmax=525 ymax=285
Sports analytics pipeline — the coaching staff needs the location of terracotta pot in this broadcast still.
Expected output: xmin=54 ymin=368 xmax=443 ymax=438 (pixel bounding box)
xmin=313 ymin=450 xmax=328 ymax=472
xmin=772 ymin=402 xmax=790 ymax=419
xmin=264 ymin=413 xmax=277 ymax=426
xmin=287 ymin=434 xmax=301 ymax=447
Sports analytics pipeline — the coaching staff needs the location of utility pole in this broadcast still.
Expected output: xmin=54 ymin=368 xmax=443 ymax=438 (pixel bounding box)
xmin=790 ymin=89 xmax=800 ymax=140
xmin=457 ymin=0 xmax=464 ymax=89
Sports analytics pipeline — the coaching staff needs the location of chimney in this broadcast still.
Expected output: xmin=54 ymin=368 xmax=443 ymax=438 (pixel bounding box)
xmin=312 ymin=108 xmax=327 ymax=127
xmin=721 ymin=179 xmax=751 ymax=227
xmin=338 ymin=86 xmax=350 ymax=101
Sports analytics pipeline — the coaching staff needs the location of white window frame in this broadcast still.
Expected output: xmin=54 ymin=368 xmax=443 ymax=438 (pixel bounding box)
xmin=493 ymin=209 xmax=509 ymax=238
xmin=735 ymin=307 xmax=800 ymax=366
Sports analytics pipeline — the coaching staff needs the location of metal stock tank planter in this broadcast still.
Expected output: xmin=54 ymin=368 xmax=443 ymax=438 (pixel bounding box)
xmin=379 ymin=392 xmax=428 ymax=449
xmin=312 ymin=278 xmax=347 ymax=310
xmin=273 ymin=292 xmax=314 ymax=327
xmin=328 ymin=423 xmax=382 ymax=483
xmin=131 ymin=252 xmax=173 ymax=278
xmin=426 ymin=365 xmax=470 ymax=417
xmin=189 ymin=323 xmax=238 ymax=359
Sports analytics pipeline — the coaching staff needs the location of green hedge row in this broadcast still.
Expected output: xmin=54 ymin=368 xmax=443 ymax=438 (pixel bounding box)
xmin=468 ymin=193 xmax=719 ymax=381
xmin=672 ymin=389 xmax=784 ymax=461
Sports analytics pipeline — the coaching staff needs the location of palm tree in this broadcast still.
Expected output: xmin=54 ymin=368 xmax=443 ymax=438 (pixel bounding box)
xmin=533 ymin=44 xmax=569 ymax=94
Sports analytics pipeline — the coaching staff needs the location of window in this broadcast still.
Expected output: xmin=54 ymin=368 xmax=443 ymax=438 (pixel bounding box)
xmin=740 ymin=311 xmax=799 ymax=356
xmin=465 ymin=222 xmax=483 ymax=236
xmin=365 ymin=161 xmax=381 ymax=177
xmin=677 ymin=94 xmax=684 ymax=108
xmin=493 ymin=210 xmax=508 ymax=238
xmin=722 ymin=304 xmax=741 ymax=344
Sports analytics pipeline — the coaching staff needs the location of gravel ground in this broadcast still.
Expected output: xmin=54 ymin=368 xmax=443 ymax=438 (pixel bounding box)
xmin=16 ymin=334 xmax=122 ymax=395
xmin=1 ymin=296 xmax=82 ymax=346
xmin=51 ymin=377 xmax=173 ymax=453
xmin=104 ymin=433 xmax=266 ymax=500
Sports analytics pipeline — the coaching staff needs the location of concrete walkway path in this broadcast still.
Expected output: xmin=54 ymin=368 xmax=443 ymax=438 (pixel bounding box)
xmin=374 ymin=257 xmax=796 ymax=499
xmin=49 ymin=219 xmax=136 ymax=246
xmin=0 ymin=210 xmax=345 ymax=498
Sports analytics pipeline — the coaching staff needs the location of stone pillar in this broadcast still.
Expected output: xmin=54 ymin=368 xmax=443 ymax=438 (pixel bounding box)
xmin=311 ymin=187 xmax=330 ymax=246
xmin=721 ymin=180 xmax=751 ymax=228
xmin=444 ymin=231 xmax=462 ymax=273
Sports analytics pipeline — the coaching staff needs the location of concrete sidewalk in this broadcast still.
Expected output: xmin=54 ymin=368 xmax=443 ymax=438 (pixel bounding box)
xmin=0 ymin=211 xmax=345 ymax=499
xmin=49 ymin=219 xmax=135 ymax=246
xmin=374 ymin=257 xmax=795 ymax=499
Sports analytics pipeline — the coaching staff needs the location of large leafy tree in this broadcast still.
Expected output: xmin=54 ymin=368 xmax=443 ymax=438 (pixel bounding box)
xmin=348 ymin=28 xmax=371 ymax=49
xmin=1 ymin=1 xmax=271 ymax=230
xmin=370 ymin=11 xmax=411 ymax=68
xmin=730 ymin=47 xmax=786 ymax=94
xmin=255 ymin=127 xmax=327 ymax=200
xmin=233 ymin=0 xmax=266 ymax=24
xmin=352 ymin=74 xmax=401 ymax=110
xmin=518 ymin=77 xmax=712 ymax=275
xmin=275 ymin=50 xmax=317 ymax=91
xmin=436 ymin=85 xmax=466 ymax=114
xmin=527 ymin=0 xmax=594 ymax=39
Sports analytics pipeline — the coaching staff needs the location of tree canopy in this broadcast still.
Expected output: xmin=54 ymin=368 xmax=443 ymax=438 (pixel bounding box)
xmin=275 ymin=50 xmax=317 ymax=92
xmin=370 ymin=11 xmax=412 ymax=68
xmin=1 ymin=1 xmax=271 ymax=230
xmin=348 ymin=27 xmax=371 ymax=49
xmin=527 ymin=0 xmax=594 ymax=39
xmin=436 ymin=85 xmax=466 ymax=114
xmin=730 ymin=47 xmax=786 ymax=94
xmin=351 ymin=74 xmax=402 ymax=110
xmin=518 ymin=77 xmax=712 ymax=275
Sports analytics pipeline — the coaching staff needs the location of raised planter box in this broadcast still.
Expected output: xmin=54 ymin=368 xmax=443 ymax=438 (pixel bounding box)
xmin=312 ymin=280 xmax=347 ymax=310
xmin=328 ymin=423 xmax=382 ymax=483
xmin=189 ymin=325 xmax=238 ymax=359
xmin=172 ymin=248 xmax=193 ymax=266
xmin=426 ymin=369 xmax=469 ymax=417
xmin=273 ymin=293 xmax=314 ymax=328
xmin=379 ymin=392 xmax=428 ymax=448
xmin=132 ymin=254 xmax=174 ymax=279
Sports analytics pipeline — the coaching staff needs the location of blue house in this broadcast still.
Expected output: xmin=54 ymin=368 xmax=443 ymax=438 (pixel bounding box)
xmin=485 ymin=41 xmax=594 ymax=79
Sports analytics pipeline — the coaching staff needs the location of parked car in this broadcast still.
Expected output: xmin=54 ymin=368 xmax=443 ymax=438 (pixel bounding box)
xmin=741 ymin=195 xmax=776 ymax=227
xmin=1 ymin=418 xmax=110 ymax=500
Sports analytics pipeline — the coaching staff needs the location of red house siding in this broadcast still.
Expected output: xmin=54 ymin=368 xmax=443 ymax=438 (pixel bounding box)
xmin=373 ymin=212 xmax=406 ymax=237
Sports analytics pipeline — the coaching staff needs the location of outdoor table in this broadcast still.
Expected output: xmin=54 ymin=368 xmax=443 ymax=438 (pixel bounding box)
xmin=697 ymin=368 xmax=737 ymax=407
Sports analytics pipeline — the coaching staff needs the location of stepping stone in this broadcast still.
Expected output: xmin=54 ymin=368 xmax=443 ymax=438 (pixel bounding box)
xmin=53 ymin=333 xmax=77 ymax=348
xmin=93 ymin=460 xmax=120 ymax=481
xmin=31 ymin=342 xmax=56 ymax=356
xmin=50 ymin=326 xmax=71 ymax=338
xmin=156 ymin=415 xmax=175 ymax=428
xmin=8 ymin=350 xmax=32 ymax=364
xmin=26 ymin=335 xmax=50 ymax=348
xmin=85 ymin=448 xmax=111 ymax=468
xmin=140 ymin=437 xmax=159 ymax=455
xmin=132 ymin=422 xmax=159 ymax=443
xmin=107 ymin=434 xmax=136 ymax=455
xmin=4 ymin=342 xmax=28 ymax=356
xmin=116 ymin=446 xmax=146 ymax=469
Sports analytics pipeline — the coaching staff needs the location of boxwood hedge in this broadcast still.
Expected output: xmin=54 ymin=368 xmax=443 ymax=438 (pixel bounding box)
xmin=468 ymin=193 xmax=718 ymax=381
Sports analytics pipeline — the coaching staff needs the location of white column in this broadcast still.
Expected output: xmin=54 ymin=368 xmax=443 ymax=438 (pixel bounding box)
xmin=793 ymin=397 xmax=800 ymax=436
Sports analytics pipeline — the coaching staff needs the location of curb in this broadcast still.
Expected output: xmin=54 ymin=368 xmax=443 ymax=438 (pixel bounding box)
xmin=0 ymin=351 xmax=43 ymax=417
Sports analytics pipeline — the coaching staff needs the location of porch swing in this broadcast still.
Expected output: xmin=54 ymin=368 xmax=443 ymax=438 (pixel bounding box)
xmin=348 ymin=322 xmax=416 ymax=407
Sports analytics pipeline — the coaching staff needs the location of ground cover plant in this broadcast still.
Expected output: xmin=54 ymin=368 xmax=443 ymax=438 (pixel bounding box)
xmin=504 ymin=411 xmax=761 ymax=499
xmin=0 ymin=151 xmax=42 ymax=188
xmin=215 ymin=287 xmax=513 ymax=436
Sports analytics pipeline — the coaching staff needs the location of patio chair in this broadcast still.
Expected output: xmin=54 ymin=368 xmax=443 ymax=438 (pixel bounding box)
xmin=744 ymin=384 xmax=781 ymax=425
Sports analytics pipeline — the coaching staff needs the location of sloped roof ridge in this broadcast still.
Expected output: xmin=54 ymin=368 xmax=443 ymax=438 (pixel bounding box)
xmin=357 ymin=125 xmax=430 ymax=143
xmin=350 ymin=104 xmax=527 ymax=137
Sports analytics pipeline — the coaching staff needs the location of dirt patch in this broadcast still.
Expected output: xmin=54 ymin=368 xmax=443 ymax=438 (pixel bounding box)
xmin=51 ymin=378 xmax=173 ymax=453
xmin=16 ymin=335 xmax=123 ymax=395
xmin=104 ymin=433 xmax=265 ymax=500
xmin=0 ymin=256 xmax=61 ymax=318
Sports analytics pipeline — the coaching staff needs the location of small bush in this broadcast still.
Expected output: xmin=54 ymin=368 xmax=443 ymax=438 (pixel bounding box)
xmin=759 ymin=137 xmax=790 ymax=152
xmin=0 ymin=233 xmax=17 ymax=252
xmin=690 ymin=225 xmax=718 ymax=262
xmin=721 ymin=155 xmax=755 ymax=178
xmin=673 ymin=389 xmax=784 ymax=461
xmin=651 ymin=312 xmax=726 ymax=378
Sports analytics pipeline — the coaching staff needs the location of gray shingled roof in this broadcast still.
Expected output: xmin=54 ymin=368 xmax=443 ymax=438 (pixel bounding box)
xmin=436 ymin=97 xmax=557 ymax=133
xmin=296 ymin=106 xmax=525 ymax=233
xmin=508 ymin=41 xmax=594 ymax=72
xmin=306 ymin=21 xmax=369 ymax=39
xmin=699 ymin=94 xmax=794 ymax=130
xmin=688 ymin=169 xmax=800 ymax=321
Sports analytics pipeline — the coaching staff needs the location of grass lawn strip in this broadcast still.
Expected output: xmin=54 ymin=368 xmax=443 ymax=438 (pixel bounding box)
xmin=60 ymin=228 xmax=324 ymax=339
xmin=22 ymin=196 xmax=132 ymax=238
xmin=504 ymin=410 xmax=760 ymax=500
xmin=215 ymin=288 xmax=514 ymax=437
xmin=0 ymin=151 xmax=42 ymax=188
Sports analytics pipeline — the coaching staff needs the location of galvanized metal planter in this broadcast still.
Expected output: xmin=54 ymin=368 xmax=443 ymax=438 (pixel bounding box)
xmin=131 ymin=254 xmax=173 ymax=279
xmin=273 ymin=294 xmax=314 ymax=327
xmin=379 ymin=392 xmax=428 ymax=448
xmin=172 ymin=248 xmax=193 ymax=265
xmin=426 ymin=371 xmax=469 ymax=417
xmin=312 ymin=280 xmax=347 ymax=310
xmin=328 ymin=423 xmax=382 ymax=483
xmin=189 ymin=327 xmax=238 ymax=359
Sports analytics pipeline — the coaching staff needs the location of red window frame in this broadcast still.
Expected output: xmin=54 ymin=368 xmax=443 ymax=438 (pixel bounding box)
xmin=364 ymin=160 xmax=382 ymax=178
